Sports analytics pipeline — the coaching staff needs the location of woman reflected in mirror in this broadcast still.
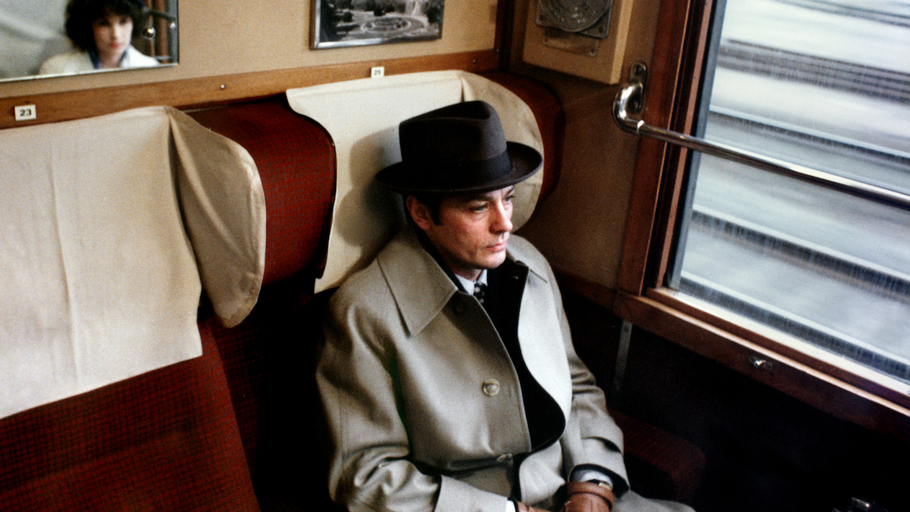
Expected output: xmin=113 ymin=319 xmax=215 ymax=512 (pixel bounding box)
xmin=39 ymin=0 xmax=158 ymax=75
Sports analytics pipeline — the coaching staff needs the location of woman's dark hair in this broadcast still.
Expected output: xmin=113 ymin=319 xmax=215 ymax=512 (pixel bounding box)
xmin=65 ymin=0 xmax=146 ymax=52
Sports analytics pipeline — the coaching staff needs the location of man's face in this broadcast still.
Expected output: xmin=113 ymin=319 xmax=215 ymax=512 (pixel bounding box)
xmin=408 ymin=186 xmax=515 ymax=281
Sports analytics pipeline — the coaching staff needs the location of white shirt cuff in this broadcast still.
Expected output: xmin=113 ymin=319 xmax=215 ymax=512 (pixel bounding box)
xmin=570 ymin=467 xmax=614 ymax=489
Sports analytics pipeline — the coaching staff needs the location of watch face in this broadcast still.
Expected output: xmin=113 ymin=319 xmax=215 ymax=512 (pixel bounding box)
xmin=537 ymin=0 xmax=611 ymax=32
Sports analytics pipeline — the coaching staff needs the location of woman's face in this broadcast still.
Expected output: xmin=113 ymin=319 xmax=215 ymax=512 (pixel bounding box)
xmin=92 ymin=12 xmax=133 ymax=67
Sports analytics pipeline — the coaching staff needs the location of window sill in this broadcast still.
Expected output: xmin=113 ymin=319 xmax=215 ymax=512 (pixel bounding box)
xmin=612 ymin=287 xmax=910 ymax=441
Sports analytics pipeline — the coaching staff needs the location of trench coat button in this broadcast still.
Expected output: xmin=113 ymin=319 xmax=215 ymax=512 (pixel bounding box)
xmin=453 ymin=301 xmax=465 ymax=314
xmin=496 ymin=453 xmax=512 ymax=463
xmin=481 ymin=379 xmax=500 ymax=396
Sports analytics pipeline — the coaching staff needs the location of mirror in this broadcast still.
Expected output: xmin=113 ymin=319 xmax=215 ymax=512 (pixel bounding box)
xmin=0 ymin=0 xmax=177 ymax=82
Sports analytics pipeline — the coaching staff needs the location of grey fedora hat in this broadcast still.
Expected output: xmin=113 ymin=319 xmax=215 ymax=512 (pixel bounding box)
xmin=376 ymin=101 xmax=542 ymax=194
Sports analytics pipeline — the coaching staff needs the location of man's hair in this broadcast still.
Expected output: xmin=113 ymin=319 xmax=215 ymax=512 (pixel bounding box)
xmin=404 ymin=193 xmax=443 ymax=228
xmin=65 ymin=0 xmax=145 ymax=53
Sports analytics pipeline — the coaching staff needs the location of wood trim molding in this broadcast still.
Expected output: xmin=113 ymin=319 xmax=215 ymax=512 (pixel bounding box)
xmin=614 ymin=0 xmax=691 ymax=295
xmin=646 ymin=0 xmax=715 ymax=289
xmin=615 ymin=0 xmax=713 ymax=295
xmin=0 ymin=50 xmax=500 ymax=129
xmin=555 ymin=272 xmax=618 ymax=310
xmin=613 ymin=290 xmax=910 ymax=441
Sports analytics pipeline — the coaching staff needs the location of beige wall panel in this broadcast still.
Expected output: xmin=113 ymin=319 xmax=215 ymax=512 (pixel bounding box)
xmin=517 ymin=77 xmax=637 ymax=289
xmin=0 ymin=0 xmax=498 ymax=98
xmin=512 ymin=0 xmax=664 ymax=289
xmin=520 ymin=0 xmax=634 ymax=84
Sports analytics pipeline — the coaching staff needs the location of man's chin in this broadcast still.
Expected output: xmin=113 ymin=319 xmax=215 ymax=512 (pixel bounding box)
xmin=484 ymin=252 xmax=508 ymax=269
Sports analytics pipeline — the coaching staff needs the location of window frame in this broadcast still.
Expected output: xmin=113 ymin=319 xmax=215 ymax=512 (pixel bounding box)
xmin=614 ymin=0 xmax=910 ymax=438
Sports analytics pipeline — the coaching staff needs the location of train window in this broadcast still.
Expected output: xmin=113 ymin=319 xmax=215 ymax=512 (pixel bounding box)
xmin=669 ymin=0 xmax=910 ymax=383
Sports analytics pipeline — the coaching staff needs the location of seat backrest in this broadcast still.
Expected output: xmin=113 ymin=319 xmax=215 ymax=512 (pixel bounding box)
xmin=0 ymin=74 xmax=559 ymax=512
xmin=0 ymin=294 xmax=261 ymax=511
xmin=0 ymin=97 xmax=336 ymax=512
xmin=479 ymin=71 xmax=564 ymax=200
xmin=187 ymin=98 xmax=338 ymax=507
xmin=188 ymin=80 xmax=562 ymax=509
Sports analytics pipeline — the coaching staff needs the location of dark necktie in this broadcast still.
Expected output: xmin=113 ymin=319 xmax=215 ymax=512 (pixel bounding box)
xmin=473 ymin=282 xmax=487 ymax=305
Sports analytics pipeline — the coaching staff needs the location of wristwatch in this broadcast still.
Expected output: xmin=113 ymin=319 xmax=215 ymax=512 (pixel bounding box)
xmin=588 ymin=479 xmax=612 ymax=491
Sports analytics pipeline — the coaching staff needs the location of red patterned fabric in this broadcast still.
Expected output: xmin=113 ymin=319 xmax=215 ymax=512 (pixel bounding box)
xmin=0 ymin=75 xmax=561 ymax=512
xmin=0 ymin=326 xmax=260 ymax=511
xmin=188 ymin=98 xmax=337 ymax=287
xmin=188 ymin=99 xmax=338 ymax=510
xmin=610 ymin=409 xmax=706 ymax=504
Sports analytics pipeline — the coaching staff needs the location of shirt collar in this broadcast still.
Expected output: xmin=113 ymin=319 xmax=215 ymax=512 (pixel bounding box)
xmin=377 ymin=227 xmax=546 ymax=336
xmin=454 ymin=269 xmax=487 ymax=294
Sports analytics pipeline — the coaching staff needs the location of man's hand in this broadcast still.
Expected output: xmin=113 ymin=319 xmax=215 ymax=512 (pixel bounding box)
xmin=560 ymin=482 xmax=615 ymax=512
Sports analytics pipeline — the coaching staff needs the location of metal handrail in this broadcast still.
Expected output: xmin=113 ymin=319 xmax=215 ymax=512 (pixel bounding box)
xmin=613 ymin=80 xmax=910 ymax=212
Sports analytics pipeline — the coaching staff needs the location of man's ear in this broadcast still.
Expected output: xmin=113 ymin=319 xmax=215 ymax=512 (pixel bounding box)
xmin=406 ymin=196 xmax=434 ymax=231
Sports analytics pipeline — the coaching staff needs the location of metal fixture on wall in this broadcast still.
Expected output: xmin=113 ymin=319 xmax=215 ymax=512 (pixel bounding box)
xmin=534 ymin=0 xmax=612 ymax=56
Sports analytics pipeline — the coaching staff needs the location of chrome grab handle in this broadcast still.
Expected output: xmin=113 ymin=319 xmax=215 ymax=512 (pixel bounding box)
xmin=612 ymin=78 xmax=910 ymax=212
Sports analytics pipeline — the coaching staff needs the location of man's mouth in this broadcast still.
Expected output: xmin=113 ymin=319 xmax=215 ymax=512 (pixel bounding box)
xmin=489 ymin=239 xmax=508 ymax=252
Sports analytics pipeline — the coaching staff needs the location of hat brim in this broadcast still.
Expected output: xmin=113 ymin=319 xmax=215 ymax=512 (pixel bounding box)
xmin=376 ymin=141 xmax=543 ymax=195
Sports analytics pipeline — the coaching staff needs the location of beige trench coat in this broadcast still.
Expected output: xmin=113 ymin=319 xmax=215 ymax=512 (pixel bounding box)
xmin=317 ymin=228 xmax=691 ymax=512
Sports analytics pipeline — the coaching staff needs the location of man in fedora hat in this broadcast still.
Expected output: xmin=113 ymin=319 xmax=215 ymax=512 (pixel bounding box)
xmin=317 ymin=101 xmax=692 ymax=512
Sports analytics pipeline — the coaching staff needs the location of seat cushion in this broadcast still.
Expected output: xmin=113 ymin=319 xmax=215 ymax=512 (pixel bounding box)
xmin=0 ymin=328 xmax=260 ymax=511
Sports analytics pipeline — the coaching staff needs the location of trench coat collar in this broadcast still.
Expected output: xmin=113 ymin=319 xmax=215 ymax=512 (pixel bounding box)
xmin=376 ymin=227 xmax=549 ymax=336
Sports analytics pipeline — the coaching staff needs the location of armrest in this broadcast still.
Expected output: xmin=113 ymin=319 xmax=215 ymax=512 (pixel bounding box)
xmin=609 ymin=408 xmax=705 ymax=505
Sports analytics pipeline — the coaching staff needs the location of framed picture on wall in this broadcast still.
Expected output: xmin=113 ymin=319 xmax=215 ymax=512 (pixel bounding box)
xmin=312 ymin=0 xmax=444 ymax=49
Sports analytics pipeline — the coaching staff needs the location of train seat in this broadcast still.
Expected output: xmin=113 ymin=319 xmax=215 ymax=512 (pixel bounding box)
xmin=0 ymin=109 xmax=268 ymax=511
xmin=0 ymin=71 xmax=700 ymax=511
xmin=187 ymin=98 xmax=338 ymax=510
xmin=184 ymin=72 xmax=565 ymax=511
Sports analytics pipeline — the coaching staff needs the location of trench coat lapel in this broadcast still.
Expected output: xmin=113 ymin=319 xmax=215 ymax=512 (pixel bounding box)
xmin=377 ymin=229 xmax=573 ymax=423
xmin=377 ymin=229 xmax=460 ymax=336
xmin=512 ymin=245 xmax=573 ymax=422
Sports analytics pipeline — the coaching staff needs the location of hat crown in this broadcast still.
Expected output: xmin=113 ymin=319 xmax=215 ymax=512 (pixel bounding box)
xmin=399 ymin=101 xmax=508 ymax=168
xmin=376 ymin=101 xmax=542 ymax=194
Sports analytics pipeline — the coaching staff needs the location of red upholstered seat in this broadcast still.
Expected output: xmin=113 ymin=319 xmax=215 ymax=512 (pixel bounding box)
xmin=0 ymin=75 xmax=563 ymax=512
xmin=0 ymin=326 xmax=261 ymax=511
xmin=188 ymin=98 xmax=338 ymax=510
xmin=480 ymin=71 xmax=564 ymax=201
xmin=186 ymin=89 xmax=563 ymax=511
xmin=188 ymin=99 xmax=336 ymax=287
xmin=0 ymin=97 xmax=336 ymax=512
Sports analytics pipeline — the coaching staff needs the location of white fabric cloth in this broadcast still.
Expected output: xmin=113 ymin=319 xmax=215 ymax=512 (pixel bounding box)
xmin=39 ymin=45 xmax=159 ymax=75
xmin=0 ymin=106 xmax=265 ymax=419
xmin=286 ymin=70 xmax=544 ymax=292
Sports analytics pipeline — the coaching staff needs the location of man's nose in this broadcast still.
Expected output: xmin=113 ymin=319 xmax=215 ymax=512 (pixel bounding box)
xmin=491 ymin=200 xmax=513 ymax=233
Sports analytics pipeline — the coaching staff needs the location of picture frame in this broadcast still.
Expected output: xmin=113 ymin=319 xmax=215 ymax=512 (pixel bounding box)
xmin=312 ymin=0 xmax=444 ymax=49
